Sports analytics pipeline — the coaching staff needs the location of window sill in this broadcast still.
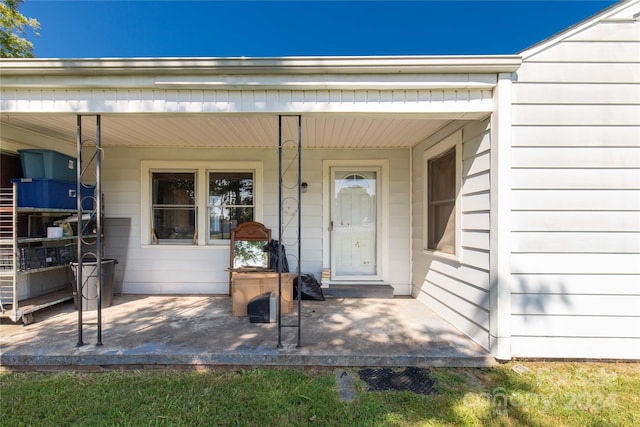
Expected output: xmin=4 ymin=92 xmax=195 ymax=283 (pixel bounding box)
xmin=141 ymin=244 xmax=229 ymax=250
xmin=422 ymin=249 xmax=460 ymax=263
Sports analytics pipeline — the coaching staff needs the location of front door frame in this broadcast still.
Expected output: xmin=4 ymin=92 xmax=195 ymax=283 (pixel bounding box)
xmin=323 ymin=159 xmax=389 ymax=283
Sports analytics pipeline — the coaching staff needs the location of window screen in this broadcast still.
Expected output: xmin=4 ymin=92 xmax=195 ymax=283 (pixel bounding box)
xmin=427 ymin=148 xmax=456 ymax=254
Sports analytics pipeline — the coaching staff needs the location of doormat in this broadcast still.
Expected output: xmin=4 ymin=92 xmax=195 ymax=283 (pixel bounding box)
xmin=358 ymin=367 xmax=437 ymax=395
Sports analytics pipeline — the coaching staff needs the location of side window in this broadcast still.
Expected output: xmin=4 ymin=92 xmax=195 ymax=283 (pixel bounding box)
xmin=208 ymin=171 xmax=254 ymax=241
xmin=151 ymin=172 xmax=197 ymax=244
xmin=427 ymin=147 xmax=456 ymax=254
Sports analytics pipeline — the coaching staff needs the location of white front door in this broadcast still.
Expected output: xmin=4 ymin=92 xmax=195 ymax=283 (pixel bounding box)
xmin=331 ymin=168 xmax=381 ymax=280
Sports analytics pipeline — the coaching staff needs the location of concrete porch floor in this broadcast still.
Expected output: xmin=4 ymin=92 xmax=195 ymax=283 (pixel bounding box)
xmin=1 ymin=295 xmax=495 ymax=369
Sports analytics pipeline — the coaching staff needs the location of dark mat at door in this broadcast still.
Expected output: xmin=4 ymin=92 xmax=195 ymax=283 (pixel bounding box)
xmin=323 ymin=284 xmax=394 ymax=299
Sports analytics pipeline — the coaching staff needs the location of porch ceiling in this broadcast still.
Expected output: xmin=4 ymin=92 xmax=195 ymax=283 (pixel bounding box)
xmin=1 ymin=114 xmax=451 ymax=149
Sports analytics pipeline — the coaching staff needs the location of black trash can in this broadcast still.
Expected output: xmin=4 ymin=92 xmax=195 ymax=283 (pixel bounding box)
xmin=70 ymin=258 xmax=118 ymax=310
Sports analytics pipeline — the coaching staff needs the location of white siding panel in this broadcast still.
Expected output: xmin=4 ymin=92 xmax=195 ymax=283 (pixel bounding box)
xmin=511 ymin=274 xmax=640 ymax=295
xmin=98 ymin=145 xmax=412 ymax=294
xmin=512 ymin=169 xmax=640 ymax=189
xmin=511 ymin=253 xmax=640 ymax=274
xmin=104 ymin=191 xmax=139 ymax=206
xmin=525 ymin=41 xmax=640 ymax=62
xmin=511 ymin=294 xmax=640 ymax=316
xmin=106 ymin=203 xmax=140 ymax=218
xmin=412 ymin=120 xmax=492 ymax=349
xmin=515 ymin=62 xmax=640 ymax=83
xmin=511 ymin=337 xmax=640 ymax=359
xmin=425 ymin=269 xmax=489 ymax=308
xmin=512 ymin=315 xmax=640 ymax=338
xmin=462 ymin=151 xmax=491 ymax=176
xmin=463 ymin=230 xmax=490 ymax=251
xmin=416 ymin=292 xmax=490 ymax=349
xmin=512 ymin=211 xmax=640 ymax=232
xmin=123 ymin=281 xmax=228 ymax=295
xmin=462 ymin=132 xmax=490 ymax=160
xmin=511 ymin=232 xmax=640 ymax=253
xmin=1 ymin=87 xmax=494 ymax=114
xmin=512 ymin=147 xmax=640 ymax=168
xmin=512 ymin=125 xmax=640 ymax=147
xmin=462 ymin=211 xmax=491 ymax=231
xmin=421 ymin=281 xmax=490 ymax=327
xmin=124 ymin=268 xmax=224 ymax=284
xmin=427 ymin=258 xmax=490 ymax=288
xmin=513 ymin=15 xmax=640 ymax=359
xmin=462 ymin=192 xmax=490 ymax=212
xmin=462 ymin=172 xmax=491 ymax=195
xmin=461 ymin=118 xmax=493 ymax=141
xmin=511 ymin=189 xmax=640 ymax=211
xmin=461 ymin=248 xmax=490 ymax=270
xmin=567 ymin=22 xmax=640 ymax=42
xmin=512 ymin=105 xmax=640 ymax=126
xmin=127 ymin=248 xmax=230 ymax=265
xmin=513 ymin=83 xmax=640 ymax=104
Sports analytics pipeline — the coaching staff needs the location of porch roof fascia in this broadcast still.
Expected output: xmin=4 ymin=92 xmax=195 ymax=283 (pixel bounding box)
xmin=0 ymin=55 xmax=522 ymax=77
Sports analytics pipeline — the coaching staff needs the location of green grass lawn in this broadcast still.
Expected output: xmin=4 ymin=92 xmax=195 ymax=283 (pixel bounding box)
xmin=1 ymin=362 xmax=638 ymax=426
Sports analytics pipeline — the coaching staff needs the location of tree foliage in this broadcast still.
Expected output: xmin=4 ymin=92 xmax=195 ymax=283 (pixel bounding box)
xmin=1 ymin=0 xmax=39 ymax=58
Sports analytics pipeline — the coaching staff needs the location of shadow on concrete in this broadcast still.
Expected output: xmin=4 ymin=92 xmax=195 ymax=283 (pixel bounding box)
xmin=0 ymin=294 xmax=493 ymax=369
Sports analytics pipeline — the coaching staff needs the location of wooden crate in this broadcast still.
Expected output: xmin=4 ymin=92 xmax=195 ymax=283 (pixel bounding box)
xmin=231 ymin=272 xmax=293 ymax=316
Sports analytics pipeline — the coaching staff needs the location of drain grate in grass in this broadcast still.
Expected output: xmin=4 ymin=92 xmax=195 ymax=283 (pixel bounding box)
xmin=358 ymin=367 xmax=436 ymax=395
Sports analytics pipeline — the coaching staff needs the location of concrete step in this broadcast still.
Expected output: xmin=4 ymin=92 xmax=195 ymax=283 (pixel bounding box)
xmin=323 ymin=284 xmax=394 ymax=299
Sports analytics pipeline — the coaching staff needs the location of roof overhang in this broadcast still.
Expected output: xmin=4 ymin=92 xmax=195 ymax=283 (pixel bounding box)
xmin=0 ymin=55 xmax=522 ymax=76
xmin=0 ymin=55 xmax=520 ymax=149
xmin=1 ymin=55 xmax=521 ymax=91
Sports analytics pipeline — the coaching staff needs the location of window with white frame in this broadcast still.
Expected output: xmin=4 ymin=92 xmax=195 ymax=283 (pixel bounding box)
xmin=151 ymin=172 xmax=197 ymax=244
xmin=424 ymin=130 xmax=461 ymax=256
xmin=208 ymin=171 xmax=254 ymax=241
xmin=142 ymin=161 xmax=262 ymax=246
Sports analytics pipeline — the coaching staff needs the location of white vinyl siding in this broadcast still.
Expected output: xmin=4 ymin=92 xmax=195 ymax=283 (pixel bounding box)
xmin=412 ymin=119 xmax=492 ymax=350
xmin=97 ymin=154 xmax=264 ymax=294
xmin=522 ymin=41 xmax=640 ymax=63
xmin=0 ymin=88 xmax=494 ymax=117
xmin=511 ymin=12 xmax=640 ymax=359
xmin=97 ymin=146 xmax=411 ymax=295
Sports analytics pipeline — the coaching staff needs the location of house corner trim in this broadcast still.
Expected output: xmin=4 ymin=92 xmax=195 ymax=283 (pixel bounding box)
xmin=489 ymin=72 xmax=514 ymax=360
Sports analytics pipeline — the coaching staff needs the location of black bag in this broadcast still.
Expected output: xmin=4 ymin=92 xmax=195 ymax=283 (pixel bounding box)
xmin=263 ymin=239 xmax=289 ymax=273
xmin=293 ymin=274 xmax=325 ymax=301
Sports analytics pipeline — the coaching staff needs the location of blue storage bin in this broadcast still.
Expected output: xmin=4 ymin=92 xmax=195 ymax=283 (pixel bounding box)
xmin=11 ymin=178 xmax=95 ymax=210
xmin=18 ymin=149 xmax=77 ymax=182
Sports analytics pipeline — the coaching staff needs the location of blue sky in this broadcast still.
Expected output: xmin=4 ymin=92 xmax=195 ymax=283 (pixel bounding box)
xmin=22 ymin=1 xmax=618 ymax=58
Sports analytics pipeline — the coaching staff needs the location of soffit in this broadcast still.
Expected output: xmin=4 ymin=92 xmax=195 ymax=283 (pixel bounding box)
xmin=0 ymin=114 xmax=452 ymax=149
